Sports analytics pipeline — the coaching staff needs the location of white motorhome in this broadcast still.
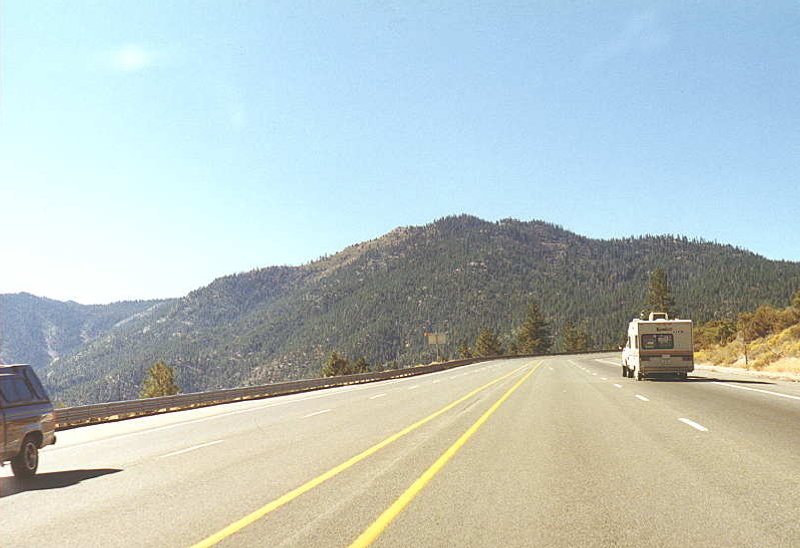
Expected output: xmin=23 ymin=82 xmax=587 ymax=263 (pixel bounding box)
xmin=622 ymin=312 xmax=694 ymax=380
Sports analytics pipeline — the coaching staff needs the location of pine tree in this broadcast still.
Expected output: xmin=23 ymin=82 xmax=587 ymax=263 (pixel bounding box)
xmin=139 ymin=361 xmax=180 ymax=398
xmin=353 ymin=357 xmax=370 ymax=374
xmin=792 ymin=290 xmax=800 ymax=310
xmin=514 ymin=300 xmax=551 ymax=354
xmin=562 ymin=321 xmax=589 ymax=352
xmin=473 ymin=328 xmax=503 ymax=357
xmin=322 ymin=350 xmax=350 ymax=377
xmin=457 ymin=342 xmax=473 ymax=359
xmin=647 ymin=268 xmax=676 ymax=317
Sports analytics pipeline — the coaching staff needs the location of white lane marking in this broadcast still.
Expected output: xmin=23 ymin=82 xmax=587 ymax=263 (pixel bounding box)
xmin=50 ymin=359 xmax=502 ymax=453
xmin=303 ymin=409 xmax=331 ymax=418
xmin=601 ymin=377 xmax=607 ymax=381
xmin=407 ymin=385 xmax=419 ymax=390
xmin=679 ymin=418 xmax=708 ymax=432
xmin=711 ymin=382 xmax=800 ymax=402
xmin=596 ymin=359 xmax=620 ymax=366
xmin=613 ymin=384 xmax=622 ymax=388
xmin=592 ymin=373 xmax=598 ymax=376
xmin=549 ymin=367 xmax=554 ymax=371
xmin=635 ymin=394 xmax=649 ymax=402
xmin=159 ymin=439 xmax=224 ymax=459
xmin=432 ymin=380 xmax=441 ymax=384
xmin=369 ymin=393 xmax=387 ymax=399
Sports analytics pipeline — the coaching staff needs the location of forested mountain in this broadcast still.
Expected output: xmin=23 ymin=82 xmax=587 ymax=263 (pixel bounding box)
xmin=0 ymin=293 xmax=164 ymax=371
xmin=35 ymin=215 xmax=800 ymax=405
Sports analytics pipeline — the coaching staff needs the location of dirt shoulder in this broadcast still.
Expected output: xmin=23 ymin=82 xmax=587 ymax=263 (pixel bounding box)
xmin=695 ymin=360 xmax=800 ymax=383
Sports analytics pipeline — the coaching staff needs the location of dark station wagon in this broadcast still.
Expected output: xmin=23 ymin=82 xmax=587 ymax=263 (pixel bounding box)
xmin=0 ymin=364 xmax=57 ymax=477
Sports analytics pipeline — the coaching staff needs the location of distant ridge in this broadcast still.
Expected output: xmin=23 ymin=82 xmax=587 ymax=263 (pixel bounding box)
xmin=6 ymin=214 xmax=798 ymax=405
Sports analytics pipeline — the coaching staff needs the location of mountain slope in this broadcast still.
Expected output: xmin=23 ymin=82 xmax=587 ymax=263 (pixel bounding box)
xmin=0 ymin=293 xmax=165 ymax=370
xmin=43 ymin=215 xmax=800 ymax=405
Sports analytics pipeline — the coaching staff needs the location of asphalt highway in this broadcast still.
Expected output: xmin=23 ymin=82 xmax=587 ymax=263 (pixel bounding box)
xmin=2 ymin=354 xmax=800 ymax=547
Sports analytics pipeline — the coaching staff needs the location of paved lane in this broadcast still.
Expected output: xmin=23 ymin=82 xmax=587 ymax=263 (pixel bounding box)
xmin=0 ymin=358 xmax=534 ymax=547
xmin=3 ymin=354 xmax=799 ymax=547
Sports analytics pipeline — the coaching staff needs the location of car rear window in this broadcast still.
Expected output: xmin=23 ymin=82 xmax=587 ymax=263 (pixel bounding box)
xmin=0 ymin=374 xmax=39 ymax=405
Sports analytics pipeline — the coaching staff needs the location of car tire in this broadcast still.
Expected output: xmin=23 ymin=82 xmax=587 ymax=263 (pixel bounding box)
xmin=636 ymin=367 xmax=643 ymax=381
xmin=11 ymin=435 xmax=39 ymax=478
xmin=622 ymin=365 xmax=627 ymax=378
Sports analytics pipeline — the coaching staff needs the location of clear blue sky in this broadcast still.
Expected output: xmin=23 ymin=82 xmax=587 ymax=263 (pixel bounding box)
xmin=2 ymin=2 xmax=798 ymax=304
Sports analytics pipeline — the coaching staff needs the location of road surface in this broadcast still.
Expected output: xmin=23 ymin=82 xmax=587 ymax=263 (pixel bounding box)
xmin=2 ymin=354 xmax=800 ymax=547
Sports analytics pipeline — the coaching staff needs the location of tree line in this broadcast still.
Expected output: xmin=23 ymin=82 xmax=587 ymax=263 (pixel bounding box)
xmin=131 ymin=267 xmax=800 ymax=396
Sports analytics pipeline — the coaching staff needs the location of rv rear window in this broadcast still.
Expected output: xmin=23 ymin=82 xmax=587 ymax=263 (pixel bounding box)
xmin=642 ymin=333 xmax=674 ymax=350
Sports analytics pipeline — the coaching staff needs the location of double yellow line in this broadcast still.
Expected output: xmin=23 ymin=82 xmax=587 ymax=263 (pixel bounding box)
xmin=190 ymin=360 xmax=541 ymax=548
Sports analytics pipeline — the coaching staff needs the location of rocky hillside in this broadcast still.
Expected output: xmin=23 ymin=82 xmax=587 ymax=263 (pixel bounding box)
xmin=0 ymin=293 xmax=164 ymax=370
xmin=32 ymin=215 xmax=800 ymax=405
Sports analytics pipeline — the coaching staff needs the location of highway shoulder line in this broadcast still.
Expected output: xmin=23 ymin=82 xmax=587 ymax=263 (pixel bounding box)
xmin=711 ymin=381 xmax=800 ymax=401
xmin=188 ymin=360 xmax=537 ymax=548
xmin=52 ymin=359 xmax=499 ymax=452
xmin=348 ymin=362 xmax=541 ymax=548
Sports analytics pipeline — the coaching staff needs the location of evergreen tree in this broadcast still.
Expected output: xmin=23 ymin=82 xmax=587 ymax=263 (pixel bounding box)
xmin=473 ymin=328 xmax=503 ymax=357
xmin=792 ymin=290 xmax=800 ymax=310
xmin=561 ymin=321 xmax=589 ymax=352
xmin=647 ymin=268 xmax=676 ymax=317
xmin=139 ymin=361 xmax=179 ymax=398
xmin=322 ymin=350 xmax=350 ymax=377
xmin=353 ymin=357 xmax=370 ymax=374
xmin=457 ymin=341 xmax=473 ymax=359
xmin=514 ymin=300 xmax=551 ymax=354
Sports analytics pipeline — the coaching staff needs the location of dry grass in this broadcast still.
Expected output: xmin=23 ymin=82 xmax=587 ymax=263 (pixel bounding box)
xmin=763 ymin=357 xmax=800 ymax=375
xmin=696 ymin=323 xmax=800 ymax=373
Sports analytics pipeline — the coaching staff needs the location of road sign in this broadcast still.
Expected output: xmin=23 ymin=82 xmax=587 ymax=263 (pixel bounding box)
xmin=425 ymin=332 xmax=447 ymax=345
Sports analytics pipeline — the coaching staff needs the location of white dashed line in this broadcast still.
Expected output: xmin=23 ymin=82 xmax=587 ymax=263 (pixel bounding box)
xmin=303 ymin=409 xmax=332 ymax=418
xmin=613 ymin=384 xmax=622 ymax=388
xmin=635 ymin=394 xmax=649 ymax=402
xmin=601 ymin=377 xmax=607 ymax=381
xmin=369 ymin=393 xmax=387 ymax=400
xmin=159 ymin=440 xmax=224 ymax=459
xmin=407 ymin=385 xmax=419 ymax=390
xmin=679 ymin=418 xmax=708 ymax=432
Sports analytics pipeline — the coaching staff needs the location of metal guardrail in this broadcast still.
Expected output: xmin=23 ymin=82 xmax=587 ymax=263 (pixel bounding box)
xmin=54 ymin=350 xmax=613 ymax=430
